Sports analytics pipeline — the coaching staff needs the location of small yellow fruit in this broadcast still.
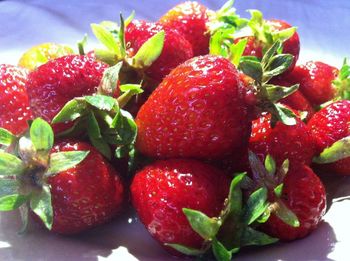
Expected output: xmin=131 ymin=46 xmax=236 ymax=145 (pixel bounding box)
xmin=18 ymin=43 xmax=74 ymax=71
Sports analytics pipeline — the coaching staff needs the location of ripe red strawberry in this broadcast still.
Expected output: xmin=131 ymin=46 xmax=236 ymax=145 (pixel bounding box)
xmin=307 ymin=100 xmax=350 ymax=175
xmin=249 ymin=112 xmax=316 ymax=166
xmin=136 ymin=55 xmax=250 ymax=159
xmin=130 ymin=159 xmax=230 ymax=253
xmin=46 ymin=140 xmax=124 ymax=234
xmin=283 ymin=61 xmax=339 ymax=107
xmin=26 ymin=55 xmax=108 ymax=133
xmin=0 ymin=118 xmax=124 ymax=234
xmin=125 ymin=20 xmax=193 ymax=83
xmin=259 ymin=164 xmax=326 ymax=241
xmin=0 ymin=64 xmax=32 ymax=134
xmin=159 ymin=1 xmax=210 ymax=56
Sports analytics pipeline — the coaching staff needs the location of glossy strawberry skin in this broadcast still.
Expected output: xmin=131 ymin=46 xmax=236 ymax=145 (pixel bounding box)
xmin=307 ymin=100 xmax=350 ymax=175
xmin=284 ymin=61 xmax=339 ymax=107
xmin=159 ymin=1 xmax=210 ymax=56
xmin=0 ymin=64 xmax=32 ymax=135
xmin=125 ymin=20 xmax=194 ymax=83
xmin=260 ymin=165 xmax=326 ymax=241
xmin=45 ymin=140 xmax=124 ymax=234
xmin=131 ymin=159 xmax=230 ymax=253
xmin=136 ymin=55 xmax=250 ymax=160
xmin=249 ymin=113 xmax=316 ymax=166
xmin=26 ymin=55 xmax=108 ymax=133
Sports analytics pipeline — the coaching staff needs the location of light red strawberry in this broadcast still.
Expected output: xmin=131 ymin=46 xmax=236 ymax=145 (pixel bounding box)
xmin=130 ymin=159 xmax=230 ymax=253
xmin=260 ymin=164 xmax=326 ymax=240
xmin=308 ymin=100 xmax=350 ymax=175
xmin=136 ymin=54 xmax=250 ymax=159
xmin=26 ymin=55 xmax=108 ymax=133
xmin=158 ymin=1 xmax=210 ymax=56
xmin=125 ymin=20 xmax=194 ymax=84
xmin=0 ymin=64 xmax=32 ymax=135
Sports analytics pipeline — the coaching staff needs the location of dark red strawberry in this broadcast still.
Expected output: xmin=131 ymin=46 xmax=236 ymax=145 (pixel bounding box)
xmin=0 ymin=118 xmax=124 ymax=234
xmin=249 ymin=112 xmax=316 ymax=166
xmin=308 ymin=100 xmax=350 ymax=175
xmin=47 ymin=140 xmax=124 ymax=234
xmin=136 ymin=54 xmax=250 ymax=159
xmin=260 ymin=164 xmax=326 ymax=241
xmin=0 ymin=64 xmax=32 ymax=134
xmin=283 ymin=61 xmax=339 ymax=107
xmin=26 ymin=55 xmax=108 ymax=133
xmin=125 ymin=20 xmax=193 ymax=83
xmin=131 ymin=159 xmax=230 ymax=253
xmin=158 ymin=1 xmax=210 ymax=56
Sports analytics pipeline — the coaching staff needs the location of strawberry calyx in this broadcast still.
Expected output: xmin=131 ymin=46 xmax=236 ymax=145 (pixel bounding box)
xmin=332 ymin=58 xmax=350 ymax=100
xmin=313 ymin=135 xmax=350 ymax=164
xmin=239 ymin=41 xmax=299 ymax=126
xmin=165 ymin=171 xmax=278 ymax=260
xmin=248 ymin=151 xmax=300 ymax=228
xmin=0 ymin=118 xmax=89 ymax=233
xmin=91 ymin=13 xmax=165 ymax=84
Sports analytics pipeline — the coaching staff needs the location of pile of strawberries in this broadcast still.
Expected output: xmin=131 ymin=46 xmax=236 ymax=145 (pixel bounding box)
xmin=1 ymin=1 xmax=349 ymax=260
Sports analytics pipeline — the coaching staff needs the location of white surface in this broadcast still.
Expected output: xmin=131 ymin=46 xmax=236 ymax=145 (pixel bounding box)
xmin=1 ymin=0 xmax=350 ymax=260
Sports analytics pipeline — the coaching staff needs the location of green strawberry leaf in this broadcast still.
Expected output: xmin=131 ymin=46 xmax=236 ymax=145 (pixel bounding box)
xmin=183 ymin=208 xmax=221 ymax=241
xmin=313 ymin=136 xmax=350 ymax=164
xmin=264 ymin=154 xmax=276 ymax=176
xmin=243 ymin=187 xmax=268 ymax=225
xmin=52 ymin=98 xmax=88 ymax=124
xmin=274 ymin=199 xmax=300 ymax=227
xmin=114 ymin=109 xmax=137 ymax=145
xmin=229 ymin=38 xmax=248 ymax=67
xmin=91 ymin=23 xmax=120 ymax=57
xmin=0 ymin=178 xmax=19 ymax=197
xmin=264 ymin=54 xmax=293 ymax=79
xmin=30 ymin=118 xmax=54 ymax=152
xmin=265 ymin=84 xmax=299 ymax=103
xmin=132 ymin=30 xmax=165 ymax=68
xmin=261 ymin=40 xmax=282 ymax=67
xmin=114 ymin=145 xmax=130 ymax=159
xmin=0 ymin=194 xmax=29 ymax=211
xmin=248 ymin=151 xmax=269 ymax=186
xmin=239 ymin=59 xmax=263 ymax=84
xmin=272 ymin=103 xmax=297 ymax=126
xmin=94 ymin=48 xmax=118 ymax=66
xmin=124 ymin=11 xmax=135 ymax=27
xmin=209 ymin=29 xmax=229 ymax=57
xmin=46 ymin=151 xmax=89 ymax=176
xmin=87 ymin=111 xmax=112 ymax=159
xmin=248 ymin=9 xmax=273 ymax=45
xmin=225 ymin=173 xmax=246 ymax=217
xmin=119 ymin=84 xmax=143 ymax=94
xmin=0 ymin=128 xmax=16 ymax=147
xmin=164 ymin=243 xmax=205 ymax=256
xmin=271 ymin=27 xmax=296 ymax=43
xmin=0 ymin=152 xmax=25 ymax=176
xmin=241 ymin=226 xmax=279 ymax=246
xmin=118 ymin=14 xmax=127 ymax=58
xmin=333 ymin=58 xmax=350 ymax=100
xmin=85 ymin=95 xmax=117 ymax=111
xmin=274 ymin=183 xmax=284 ymax=198
xmin=212 ymin=237 xmax=238 ymax=261
xmin=18 ymin=204 xmax=29 ymax=234
xmin=256 ymin=208 xmax=271 ymax=223
xmin=77 ymin=34 xmax=88 ymax=55
xmin=98 ymin=62 xmax=123 ymax=96
xmin=30 ymin=185 xmax=53 ymax=230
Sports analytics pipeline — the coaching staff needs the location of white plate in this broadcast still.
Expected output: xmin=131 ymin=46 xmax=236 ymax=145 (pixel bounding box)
xmin=1 ymin=1 xmax=350 ymax=260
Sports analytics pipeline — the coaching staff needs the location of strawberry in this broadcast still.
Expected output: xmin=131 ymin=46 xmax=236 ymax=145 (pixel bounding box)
xmin=308 ymin=100 xmax=350 ymax=175
xmin=125 ymin=20 xmax=193 ymax=84
xmin=159 ymin=1 xmax=210 ymax=56
xmin=283 ymin=61 xmax=339 ymax=107
xmin=130 ymin=159 xmax=230 ymax=254
xmin=136 ymin=54 xmax=250 ymax=159
xmin=0 ymin=118 xmax=124 ymax=234
xmin=18 ymin=42 xmax=74 ymax=71
xmin=249 ymin=112 xmax=316 ymax=166
xmin=26 ymin=55 xmax=108 ymax=133
xmin=259 ymin=164 xmax=326 ymax=241
xmin=0 ymin=64 xmax=32 ymax=135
